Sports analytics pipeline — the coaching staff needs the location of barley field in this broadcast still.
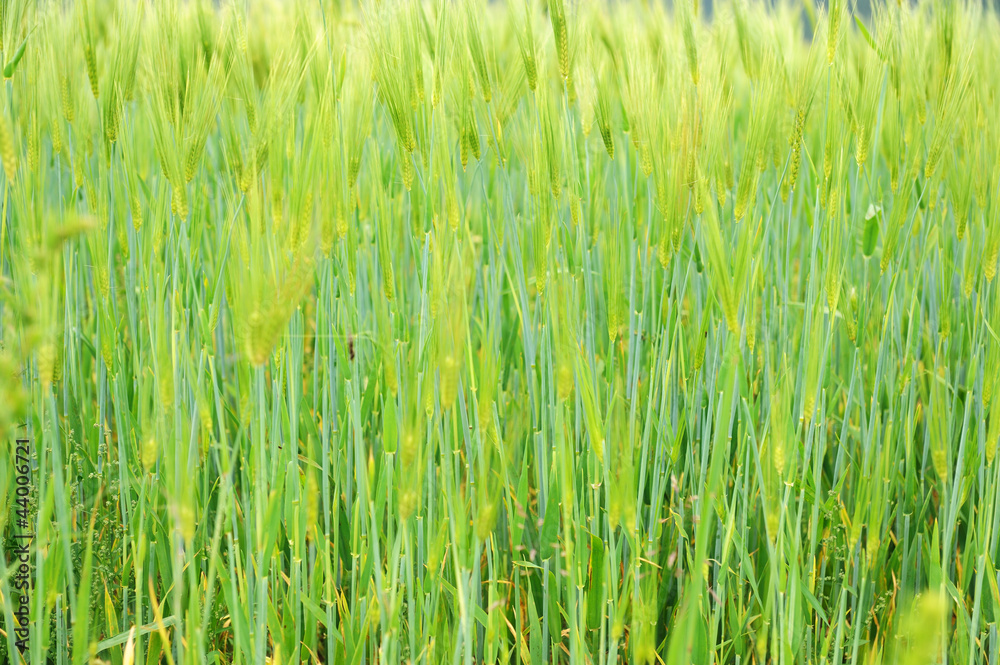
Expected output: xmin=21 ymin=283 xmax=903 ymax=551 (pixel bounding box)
xmin=1 ymin=0 xmax=999 ymax=663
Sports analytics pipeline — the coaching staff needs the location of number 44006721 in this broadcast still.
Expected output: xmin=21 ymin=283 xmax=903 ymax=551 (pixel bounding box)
xmin=14 ymin=439 xmax=31 ymax=521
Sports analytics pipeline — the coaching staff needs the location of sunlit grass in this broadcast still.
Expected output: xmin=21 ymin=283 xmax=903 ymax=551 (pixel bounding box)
xmin=1 ymin=0 xmax=1000 ymax=663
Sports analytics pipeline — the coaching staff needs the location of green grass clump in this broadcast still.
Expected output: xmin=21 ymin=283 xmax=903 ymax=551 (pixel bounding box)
xmin=3 ymin=0 xmax=1000 ymax=663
